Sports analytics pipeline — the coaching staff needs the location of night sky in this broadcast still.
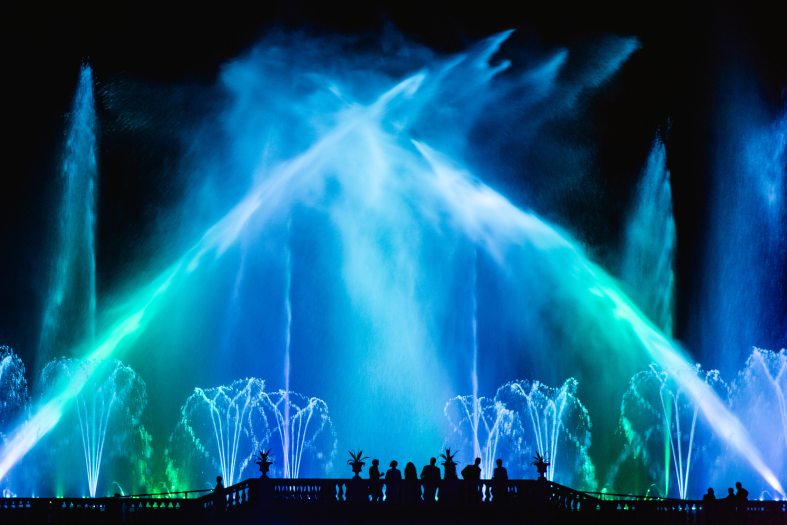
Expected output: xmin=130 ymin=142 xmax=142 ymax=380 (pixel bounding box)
xmin=1 ymin=1 xmax=785 ymax=369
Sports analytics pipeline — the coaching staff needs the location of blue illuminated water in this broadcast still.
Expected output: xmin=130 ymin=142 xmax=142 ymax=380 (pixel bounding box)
xmin=0 ymin=31 xmax=783 ymax=500
xmin=620 ymin=137 xmax=675 ymax=335
xmin=37 ymin=64 xmax=97 ymax=369
xmin=698 ymin=104 xmax=786 ymax=372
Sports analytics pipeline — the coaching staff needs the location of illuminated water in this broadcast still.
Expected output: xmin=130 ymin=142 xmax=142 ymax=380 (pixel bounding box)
xmin=613 ymin=364 xmax=730 ymax=498
xmin=498 ymin=379 xmax=595 ymax=489
xmin=727 ymin=348 xmax=786 ymax=489
xmin=619 ymin=137 xmax=675 ymax=335
xmin=166 ymin=378 xmax=269 ymax=489
xmin=0 ymin=347 xmax=28 ymax=435
xmin=444 ymin=392 xmax=517 ymax=481
xmin=699 ymin=107 xmax=786 ymax=372
xmin=37 ymin=64 xmax=98 ymax=370
xmin=0 ymin=346 xmax=29 ymax=497
xmin=38 ymin=358 xmax=147 ymax=497
xmin=166 ymin=379 xmax=335 ymax=490
xmin=0 ymin=31 xmax=783 ymax=499
xmin=446 ymin=377 xmax=594 ymax=489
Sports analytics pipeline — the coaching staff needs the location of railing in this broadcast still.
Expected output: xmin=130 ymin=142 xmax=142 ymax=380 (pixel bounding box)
xmin=196 ymin=477 xmax=597 ymax=511
xmin=1 ymin=479 xmax=785 ymax=523
xmin=197 ymin=478 xmax=787 ymax=520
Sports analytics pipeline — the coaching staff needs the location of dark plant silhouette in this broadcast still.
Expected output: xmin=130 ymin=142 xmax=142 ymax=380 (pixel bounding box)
xmin=255 ymin=449 xmax=273 ymax=478
xmin=440 ymin=448 xmax=458 ymax=479
xmin=531 ymin=452 xmax=550 ymax=480
xmin=347 ymin=449 xmax=369 ymax=479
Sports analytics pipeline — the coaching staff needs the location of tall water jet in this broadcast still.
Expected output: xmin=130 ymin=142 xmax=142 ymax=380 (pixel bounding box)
xmin=619 ymin=137 xmax=675 ymax=335
xmin=38 ymin=64 xmax=98 ymax=367
xmin=496 ymin=379 xmax=595 ymax=489
xmin=470 ymin=249 xmax=481 ymax=463
xmin=614 ymin=364 xmax=729 ymax=498
xmin=282 ymin=222 xmax=293 ymax=477
xmin=699 ymin=105 xmax=786 ymax=371
xmin=38 ymin=358 xmax=147 ymax=497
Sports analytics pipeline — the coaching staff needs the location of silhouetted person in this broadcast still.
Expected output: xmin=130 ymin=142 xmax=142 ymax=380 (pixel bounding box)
xmin=403 ymin=462 xmax=420 ymax=503
xmin=492 ymin=458 xmax=508 ymax=502
xmin=369 ymin=459 xmax=384 ymax=502
xmin=420 ymin=457 xmax=441 ymax=503
xmin=385 ymin=460 xmax=402 ymax=502
xmin=461 ymin=457 xmax=482 ymax=502
xmin=213 ymin=475 xmax=225 ymax=512
xmin=461 ymin=457 xmax=482 ymax=480
xmin=724 ymin=487 xmax=736 ymax=501
xmin=701 ymin=487 xmax=718 ymax=524
xmin=735 ymin=481 xmax=748 ymax=502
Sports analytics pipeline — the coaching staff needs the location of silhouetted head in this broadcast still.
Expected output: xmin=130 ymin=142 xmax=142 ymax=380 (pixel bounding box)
xmin=707 ymin=488 xmax=714 ymax=495
xmin=474 ymin=457 xmax=481 ymax=466
xmin=735 ymin=482 xmax=742 ymax=489
xmin=390 ymin=460 xmax=398 ymax=468
xmin=496 ymin=459 xmax=503 ymax=467
xmin=372 ymin=459 xmax=379 ymax=466
xmin=216 ymin=475 xmax=223 ymax=483
xmin=728 ymin=488 xmax=735 ymax=496
xmin=430 ymin=457 xmax=436 ymax=466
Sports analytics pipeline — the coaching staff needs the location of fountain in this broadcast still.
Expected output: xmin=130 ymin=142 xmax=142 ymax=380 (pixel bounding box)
xmin=0 ymin=346 xmax=29 ymax=437
xmin=0 ymin=346 xmax=29 ymax=495
xmin=614 ymin=363 xmax=730 ymax=499
xmin=259 ymin=390 xmax=336 ymax=479
xmin=167 ymin=379 xmax=335 ymax=489
xmin=38 ymin=358 xmax=147 ymax=497
xmin=0 ymin=30 xmax=783 ymax=498
xmin=497 ymin=379 xmax=595 ymax=489
xmin=166 ymin=378 xmax=269 ymax=489
xmin=446 ymin=377 xmax=594 ymax=488
xmin=727 ymin=348 xmax=786 ymax=491
xmin=444 ymin=394 xmax=520 ymax=480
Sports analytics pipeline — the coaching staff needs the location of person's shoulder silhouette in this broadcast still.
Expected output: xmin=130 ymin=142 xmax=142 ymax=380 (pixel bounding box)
xmin=369 ymin=459 xmax=382 ymax=480
xmin=386 ymin=460 xmax=402 ymax=480
xmin=404 ymin=462 xmax=417 ymax=480
xmin=421 ymin=457 xmax=440 ymax=481
xmin=213 ymin=475 xmax=226 ymax=512
xmin=461 ymin=457 xmax=482 ymax=480
xmin=492 ymin=458 xmax=508 ymax=480
xmin=735 ymin=482 xmax=748 ymax=501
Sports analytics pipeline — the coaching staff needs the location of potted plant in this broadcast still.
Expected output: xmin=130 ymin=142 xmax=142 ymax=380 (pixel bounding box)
xmin=531 ymin=452 xmax=550 ymax=481
xmin=347 ymin=450 xmax=369 ymax=479
xmin=256 ymin=449 xmax=274 ymax=478
xmin=440 ymin=448 xmax=458 ymax=480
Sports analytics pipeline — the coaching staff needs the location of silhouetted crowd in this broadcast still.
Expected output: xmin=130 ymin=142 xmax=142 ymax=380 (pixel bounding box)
xmin=364 ymin=456 xmax=509 ymax=503
xmin=702 ymin=481 xmax=750 ymax=509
